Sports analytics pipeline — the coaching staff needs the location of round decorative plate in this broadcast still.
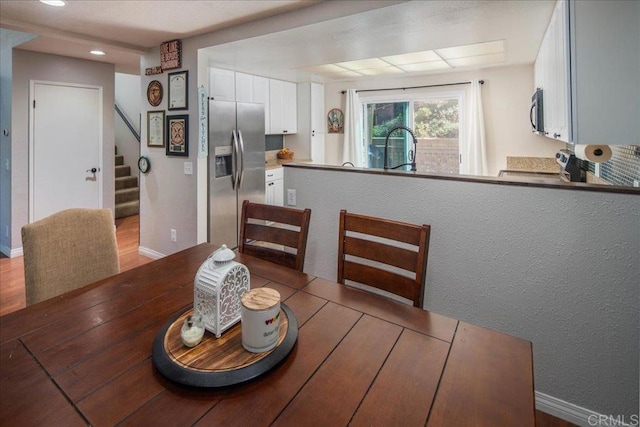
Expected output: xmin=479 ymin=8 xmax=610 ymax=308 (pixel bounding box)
xmin=147 ymin=80 xmax=163 ymax=107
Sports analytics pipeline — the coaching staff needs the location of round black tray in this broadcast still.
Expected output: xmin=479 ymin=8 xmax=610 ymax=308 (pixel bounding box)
xmin=152 ymin=303 xmax=298 ymax=388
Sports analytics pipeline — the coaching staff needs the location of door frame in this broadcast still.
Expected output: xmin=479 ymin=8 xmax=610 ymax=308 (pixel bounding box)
xmin=28 ymin=80 xmax=104 ymax=222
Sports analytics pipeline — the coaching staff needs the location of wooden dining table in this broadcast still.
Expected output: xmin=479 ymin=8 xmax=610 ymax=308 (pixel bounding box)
xmin=0 ymin=243 xmax=535 ymax=426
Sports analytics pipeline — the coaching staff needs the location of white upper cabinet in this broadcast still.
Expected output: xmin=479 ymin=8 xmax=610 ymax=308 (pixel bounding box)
xmin=534 ymin=0 xmax=639 ymax=145
xmin=287 ymin=82 xmax=325 ymax=162
xmin=209 ymin=68 xmax=236 ymax=102
xmin=269 ymin=79 xmax=297 ymax=134
xmin=535 ymin=0 xmax=569 ymax=142
xmin=236 ymin=73 xmax=269 ymax=131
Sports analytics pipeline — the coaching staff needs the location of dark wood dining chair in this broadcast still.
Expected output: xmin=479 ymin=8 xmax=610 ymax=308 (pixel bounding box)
xmin=239 ymin=200 xmax=312 ymax=272
xmin=21 ymin=208 xmax=120 ymax=305
xmin=337 ymin=210 xmax=431 ymax=308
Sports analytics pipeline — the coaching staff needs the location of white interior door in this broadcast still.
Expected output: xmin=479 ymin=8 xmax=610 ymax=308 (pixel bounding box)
xmin=30 ymin=82 xmax=102 ymax=222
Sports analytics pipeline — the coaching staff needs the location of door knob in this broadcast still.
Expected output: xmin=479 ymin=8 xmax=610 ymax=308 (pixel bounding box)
xmin=86 ymin=167 xmax=98 ymax=173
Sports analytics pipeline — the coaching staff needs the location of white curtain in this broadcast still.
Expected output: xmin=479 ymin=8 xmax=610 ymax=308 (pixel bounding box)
xmin=460 ymin=79 xmax=488 ymax=175
xmin=342 ymin=89 xmax=365 ymax=167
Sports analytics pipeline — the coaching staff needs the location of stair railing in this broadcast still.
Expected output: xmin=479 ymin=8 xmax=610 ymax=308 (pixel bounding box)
xmin=115 ymin=103 xmax=140 ymax=142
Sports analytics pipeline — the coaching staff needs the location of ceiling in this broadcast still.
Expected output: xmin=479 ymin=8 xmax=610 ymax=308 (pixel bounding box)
xmin=1 ymin=0 xmax=555 ymax=80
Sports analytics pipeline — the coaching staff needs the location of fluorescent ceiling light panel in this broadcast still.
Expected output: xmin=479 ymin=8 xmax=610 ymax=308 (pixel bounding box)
xmin=436 ymin=40 xmax=504 ymax=60
xmin=358 ymin=66 xmax=404 ymax=76
xmin=40 ymin=0 xmax=66 ymax=6
xmin=336 ymin=58 xmax=389 ymax=71
xmin=446 ymin=52 xmax=506 ymax=67
xmin=381 ymin=50 xmax=441 ymax=65
xmin=398 ymin=61 xmax=450 ymax=72
xmin=301 ymin=64 xmax=350 ymax=74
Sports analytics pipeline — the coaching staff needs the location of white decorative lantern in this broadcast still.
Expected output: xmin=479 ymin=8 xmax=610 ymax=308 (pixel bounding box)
xmin=193 ymin=244 xmax=250 ymax=338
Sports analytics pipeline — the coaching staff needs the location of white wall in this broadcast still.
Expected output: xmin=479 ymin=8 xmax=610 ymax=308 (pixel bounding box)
xmin=10 ymin=49 xmax=115 ymax=254
xmin=323 ymin=65 xmax=565 ymax=175
xmin=115 ymin=73 xmax=141 ymax=174
xmin=0 ymin=28 xmax=37 ymax=256
xmin=284 ymin=164 xmax=639 ymax=421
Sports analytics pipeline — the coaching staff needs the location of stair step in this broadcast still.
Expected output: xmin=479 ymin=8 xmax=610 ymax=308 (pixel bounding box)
xmin=115 ymin=187 xmax=139 ymax=204
xmin=115 ymin=200 xmax=139 ymax=219
xmin=115 ymin=164 xmax=131 ymax=178
xmin=116 ymin=175 xmax=138 ymax=190
xmin=115 ymin=154 xmax=124 ymax=166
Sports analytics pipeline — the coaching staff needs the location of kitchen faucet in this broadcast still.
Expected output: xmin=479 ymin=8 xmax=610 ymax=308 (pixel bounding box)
xmin=383 ymin=126 xmax=418 ymax=171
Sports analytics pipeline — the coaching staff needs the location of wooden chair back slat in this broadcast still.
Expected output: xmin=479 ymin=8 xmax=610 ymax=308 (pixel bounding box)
xmin=337 ymin=210 xmax=430 ymax=308
xmin=343 ymin=261 xmax=418 ymax=303
xmin=239 ymin=200 xmax=312 ymax=272
xmin=344 ymin=236 xmax=419 ymax=272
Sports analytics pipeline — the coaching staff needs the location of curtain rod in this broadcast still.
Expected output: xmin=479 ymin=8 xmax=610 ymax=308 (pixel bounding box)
xmin=340 ymin=80 xmax=484 ymax=94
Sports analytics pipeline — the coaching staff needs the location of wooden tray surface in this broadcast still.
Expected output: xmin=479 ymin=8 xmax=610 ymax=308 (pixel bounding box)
xmin=152 ymin=304 xmax=298 ymax=388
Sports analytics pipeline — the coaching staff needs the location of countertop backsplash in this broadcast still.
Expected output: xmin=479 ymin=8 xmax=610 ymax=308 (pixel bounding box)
xmin=586 ymin=145 xmax=640 ymax=187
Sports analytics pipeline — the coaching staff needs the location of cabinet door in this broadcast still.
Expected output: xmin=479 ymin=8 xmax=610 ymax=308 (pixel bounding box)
xmin=209 ymin=68 xmax=235 ymax=102
xmin=254 ymin=76 xmax=270 ymax=132
xmin=269 ymin=79 xmax=285 ymax=134
xmin=235 ymin=72 xmax=253 ymax=103
xmin=311 ymin=132 xmax=325 ymax=164
xmin=265 ymin=181 xmax=275 ymax=205
xmin=549 ymin=0 xmax=569 ymax=142
xmin=273 ymin=179 xmax=284 ymax=207
xmin=282 ymin=81 xmax=297 ymax=134
xmin=311 ymin=82 xmax=325 ymax=135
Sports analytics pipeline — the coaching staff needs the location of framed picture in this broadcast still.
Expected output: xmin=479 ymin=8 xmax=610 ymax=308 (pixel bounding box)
xmin=147 ymin=110 xmax=165 ymax=147
xmin=168 ymin=70 xmax=188 ymax=110
xmin=147 ymin=80 xmax=163 ymax=107
xmin=327 ymin=108 xmax=344 ymax=133
xmin=166 ymin=114 xmax=189 ymax=156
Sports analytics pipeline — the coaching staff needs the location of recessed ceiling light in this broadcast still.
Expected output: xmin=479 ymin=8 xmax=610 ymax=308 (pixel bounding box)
xmin=90 ymin=50 xmax=106 ymax=56
xmin=39 ymin=0 xmax=66 ymax=6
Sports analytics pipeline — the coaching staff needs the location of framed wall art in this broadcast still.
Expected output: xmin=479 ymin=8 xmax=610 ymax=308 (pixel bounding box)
xmin=147 ymin=80 xmax=163 ymax=107
xmin=168 ymin=70 xmax=188 ymax=110
xmin=147 ymin=111 xmax=165 ymax=147
xmin=166 ymin=114 xmax=189 ymax=157
xmin=327 ymin=108 xmax=344 ymax=133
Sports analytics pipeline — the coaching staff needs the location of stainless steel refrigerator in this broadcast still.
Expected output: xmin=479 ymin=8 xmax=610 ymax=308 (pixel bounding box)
xmin=209 ymin=100 xmax=265 ymax=248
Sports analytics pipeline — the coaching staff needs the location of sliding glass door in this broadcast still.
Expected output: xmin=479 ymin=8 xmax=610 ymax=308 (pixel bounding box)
xmin=361 ymin=92 xmax=462 ymax=174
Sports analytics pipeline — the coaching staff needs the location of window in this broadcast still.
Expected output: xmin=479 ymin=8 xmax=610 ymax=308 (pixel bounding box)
xmin=361 ymin=90 xmax=463 ymax=174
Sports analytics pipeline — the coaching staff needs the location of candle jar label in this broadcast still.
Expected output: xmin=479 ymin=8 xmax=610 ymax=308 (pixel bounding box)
xmin=241 ymin=288 xmax=281 ymax=353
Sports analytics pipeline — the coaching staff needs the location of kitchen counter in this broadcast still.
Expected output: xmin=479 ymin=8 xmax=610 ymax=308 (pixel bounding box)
xmin=266 ymin=159 xmax=312 ymax=170
xmin=283 ymin=163 xmax=640 ymax=195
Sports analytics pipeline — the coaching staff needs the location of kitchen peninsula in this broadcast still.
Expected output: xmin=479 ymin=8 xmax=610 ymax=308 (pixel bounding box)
xmin=281 ymin=162 xmax=639 ymax=421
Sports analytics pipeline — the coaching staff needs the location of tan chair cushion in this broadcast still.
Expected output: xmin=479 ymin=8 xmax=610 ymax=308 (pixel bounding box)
xmin=21 ymin=208 xmax=120 ymax=305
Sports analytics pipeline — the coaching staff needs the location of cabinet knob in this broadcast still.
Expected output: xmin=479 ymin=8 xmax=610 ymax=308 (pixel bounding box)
xmin=554 ymin=133 xmax=561 ymax=138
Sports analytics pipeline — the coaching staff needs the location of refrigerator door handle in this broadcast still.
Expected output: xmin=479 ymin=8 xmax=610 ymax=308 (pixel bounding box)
xmin=231 ymin=130 xmax=240 ymax=190
xmin=237 ymin=130 xmax=245 ymax=189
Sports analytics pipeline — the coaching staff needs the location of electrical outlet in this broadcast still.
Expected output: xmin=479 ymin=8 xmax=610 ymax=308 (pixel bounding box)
xmin=287 ymin=189 xmax=296 ymax=206
xmin=170 ymin=229 xmax=177 ymax=242
xmin=4 ymin=225 xmax=9 ymax=238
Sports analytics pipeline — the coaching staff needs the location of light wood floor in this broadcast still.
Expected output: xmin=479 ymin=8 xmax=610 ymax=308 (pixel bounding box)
xmin=0 ymin=215 xmax=577 ymax=427
xmin=0 ymin=215 xmax=153 ymax=317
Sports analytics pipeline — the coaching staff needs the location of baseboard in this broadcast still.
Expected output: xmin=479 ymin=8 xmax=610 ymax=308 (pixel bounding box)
xmin=536 ymin=391 xmax=636 ymax=427
xmin=0 ymin=243 xmax=24 ymax=258
xmin=138 ymin=246 xmax=165 ymax=260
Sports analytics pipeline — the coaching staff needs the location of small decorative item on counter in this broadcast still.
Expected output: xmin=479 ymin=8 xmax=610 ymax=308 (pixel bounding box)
xmin=194 ymin=244 xmax=250 ymax=338
xmin=277 ymin=147 xmax=294 ymax=160
xmin=180 ymin=314 xmax=205 ymax=347
xmin=240 ymin=287 xmax=281 ymax=353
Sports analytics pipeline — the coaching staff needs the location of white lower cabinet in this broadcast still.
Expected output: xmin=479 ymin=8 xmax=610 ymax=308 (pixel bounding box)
xmin=265 ymin=168 xmax=284 ymax=206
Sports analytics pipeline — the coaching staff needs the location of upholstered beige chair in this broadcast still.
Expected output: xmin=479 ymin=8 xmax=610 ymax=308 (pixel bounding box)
xmin=337 ymin=210 xmax=431 ymax=308
xmin=21 ymin=208 xmax=120 ymax=305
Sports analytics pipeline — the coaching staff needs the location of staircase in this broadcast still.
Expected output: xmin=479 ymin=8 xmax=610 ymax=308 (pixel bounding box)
xmin=115 ymin=146 xmax=140 ymax=219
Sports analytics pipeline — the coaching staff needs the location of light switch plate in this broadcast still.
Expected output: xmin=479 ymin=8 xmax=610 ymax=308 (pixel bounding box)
xmin=184 ymin=162 xmax=193 ymax=175
xmin=287 ymin=189 xmax=296 ymax=206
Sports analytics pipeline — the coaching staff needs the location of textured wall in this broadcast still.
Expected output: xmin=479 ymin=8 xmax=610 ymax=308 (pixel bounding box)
xmin=284 ymin=165 xmax=639 ymax=418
